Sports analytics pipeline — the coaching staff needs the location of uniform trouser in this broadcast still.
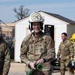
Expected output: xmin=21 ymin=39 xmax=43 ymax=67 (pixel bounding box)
xmin=26 ymin=70 xmax=52 ymax=75
xmin=60 ymin=60 xmax=74 ymax=75
xmin=26 ymin=70 xmax=45 ymax=75
xmin=25 ymin=63 xmax=52 ymax=75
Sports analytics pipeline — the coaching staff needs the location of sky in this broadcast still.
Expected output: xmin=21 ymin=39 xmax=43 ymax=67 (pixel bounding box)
xmin=0 ymin=0 xmax=75 ymax=23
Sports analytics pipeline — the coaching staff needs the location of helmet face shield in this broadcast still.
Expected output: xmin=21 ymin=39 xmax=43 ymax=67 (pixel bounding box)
xmin=29 ymin=12 xmax=44 ymax=31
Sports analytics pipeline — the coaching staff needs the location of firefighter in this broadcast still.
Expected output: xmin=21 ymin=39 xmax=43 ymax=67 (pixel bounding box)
xmin=57 ymin=32 xmax=74 ymax=75
xmin=20 ymin=12 xmax=55 ymax=75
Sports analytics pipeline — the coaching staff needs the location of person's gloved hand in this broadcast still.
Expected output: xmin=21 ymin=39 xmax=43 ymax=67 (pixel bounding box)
xmin=29 ymin=61 xmax=36 ymax=70
xmin=36 ymin=59 xmax=44 ymax=64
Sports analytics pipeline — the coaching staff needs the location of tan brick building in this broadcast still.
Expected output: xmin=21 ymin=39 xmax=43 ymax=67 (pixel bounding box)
xmin=1 ymin=23 xmax=15 ymax=38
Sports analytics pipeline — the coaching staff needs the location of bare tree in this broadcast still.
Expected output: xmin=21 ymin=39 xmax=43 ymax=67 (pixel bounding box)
xmin=13 ymin=5 xmax=30 ymax=20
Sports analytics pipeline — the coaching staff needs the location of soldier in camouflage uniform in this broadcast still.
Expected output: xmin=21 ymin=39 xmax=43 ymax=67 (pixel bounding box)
xmin=57 ymin=32 xmax=74 ymax=75
xmin=20 ymin=12 xmax=55 ymax=75
xmin=0 ymin=27 xmax=10 ymax=75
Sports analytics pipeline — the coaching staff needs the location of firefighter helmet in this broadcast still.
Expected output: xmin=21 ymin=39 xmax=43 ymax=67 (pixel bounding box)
xmin=29 ymin=12 xmax=44 ymax=22
xmin=29 ymin=12 xmax=44 ymax=31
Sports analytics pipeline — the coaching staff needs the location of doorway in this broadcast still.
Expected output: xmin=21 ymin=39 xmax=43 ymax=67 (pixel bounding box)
xmin=44 ymin=25 xmax=54 ymax=40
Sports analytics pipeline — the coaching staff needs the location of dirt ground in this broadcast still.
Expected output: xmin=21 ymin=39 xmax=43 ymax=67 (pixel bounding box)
xmin=9 ymin=63 xmax=69 ymax=75
xmin=9 ymin=63 xmax=25 ymax=75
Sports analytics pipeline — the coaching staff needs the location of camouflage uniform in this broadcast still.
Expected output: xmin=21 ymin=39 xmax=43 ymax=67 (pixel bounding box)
xmin=0 ymin=40 xmax=10 ymax=75
xmin=20 ymin=32 xmax=55 ymax=75
xmin=57 ymin=39 xmax=74 ymax=75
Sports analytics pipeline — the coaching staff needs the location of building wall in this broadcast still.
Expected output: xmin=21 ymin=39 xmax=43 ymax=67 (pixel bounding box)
xmin=54 ymin=24 xmax=67 ymax=55
xmin=1 ymin=23 xmax=15 ymax=38
xmin=15 ymin=18 xmax=30 ymax=62
xmin=40 ymin=12 xmax=67 ymax=55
